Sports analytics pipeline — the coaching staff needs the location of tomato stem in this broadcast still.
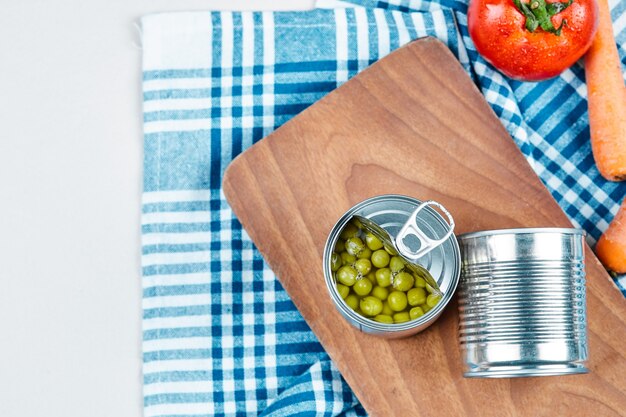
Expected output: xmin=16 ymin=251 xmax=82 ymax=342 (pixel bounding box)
xmin=513 ymin=0 xmax=572 ymax=35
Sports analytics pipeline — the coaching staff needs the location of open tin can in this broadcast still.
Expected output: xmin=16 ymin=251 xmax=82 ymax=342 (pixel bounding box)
xmin=458 ymin=228 xmax=588 ymax=377
xmin=323 ymin=195 xmax=461 ymax=338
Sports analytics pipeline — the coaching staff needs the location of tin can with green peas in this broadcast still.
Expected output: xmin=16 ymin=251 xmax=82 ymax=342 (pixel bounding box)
xmin=323 ymin=195 xmax=461 ymax=338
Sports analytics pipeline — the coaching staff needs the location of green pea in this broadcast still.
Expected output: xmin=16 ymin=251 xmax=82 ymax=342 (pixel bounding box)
xmin=360 ymin=296 xmax=383 ymax=316
xmin=365 ymin=233 xmax=383 ymax=250
xmin=330 ymin=252 xmax=342 ymax=272
xmin=357 ymin=247 xmax=372 ymax=260
xmin=345 ymin=294 xmax=359 ymax=310
xmin=341 ymin=252 xmax=356 ymax=266
xmin=334 ymin=239 xmax=345 ymax=253
xmin=392 ymin=271 xmax=414 ymax=292
xmin=371 ymin=250 xmax=390 ymax=268
xmin=407 ymin=287 xmax=427 ymax=306
xmin=425 ymin=283 xmax=436 ymax=294
xmin=337 ymin=265 xmax=357 ymax=286
xmin=389 ymin=256 xmax=405 ymax=273
xmin=345 ymin=237 xmax=365 ymax=256
xmin=374 ymin=314 xmax=393 ymax=324
xmin=375 ymin=268 xmax=392 ymax=287
xmin=421 ymin=303 xmax=431 ymax=313
xmin=336 ymin=283 xmax=349 ymax=300
xmin=353 ymin=278 xmax=373 ymax=296
xmin=354 ymin=258 xmax=372 ymax=275
xmin=340 ymin=223 xmax=359 ymax=239
xmin=409 ymin=306 xmax=425 ymax=320
xmin=427 ymin=293 xmax=442 ymax=308
xmin=364 ymin=271 xmax=377 ymax=284
xmin=381 ymin=301 xmax=393 ymax=316
xmin=388 ymin=291 xmax=408 ymax=312
xmin=371 ymin=286 xmax=389 ymax=301
xmin=414 ymin=276 xmax=427 ymax=288
xmin=393 ymin=312 xmax=410 ymax=323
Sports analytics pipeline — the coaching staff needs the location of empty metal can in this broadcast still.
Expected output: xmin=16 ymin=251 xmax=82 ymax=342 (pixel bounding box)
xmin=458 ymin=228 xmax=588 ymax=377
xmin=323 ymin=195 xmax=461 ymax=338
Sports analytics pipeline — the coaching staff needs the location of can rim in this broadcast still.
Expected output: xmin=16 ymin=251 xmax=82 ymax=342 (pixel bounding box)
xmin=457 ymin=227 xmax=585 ymax=240
xmin=463 ymin=363 xmax=588 ymax=378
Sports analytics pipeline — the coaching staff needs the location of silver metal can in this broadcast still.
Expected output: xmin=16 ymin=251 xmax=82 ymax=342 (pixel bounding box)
xmin=457 ymin=228 xmax=588 ymax=378
xmin=323 ymin=195 xmax=461 ymax=338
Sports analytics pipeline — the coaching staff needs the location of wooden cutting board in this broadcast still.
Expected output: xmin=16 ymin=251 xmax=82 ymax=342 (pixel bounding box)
xmin=223 ymin=37 xmax=626 ymax=416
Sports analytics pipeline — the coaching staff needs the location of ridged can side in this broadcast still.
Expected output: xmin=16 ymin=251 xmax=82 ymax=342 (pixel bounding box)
xmin=457 ymin=228 xmax=588 ymax=377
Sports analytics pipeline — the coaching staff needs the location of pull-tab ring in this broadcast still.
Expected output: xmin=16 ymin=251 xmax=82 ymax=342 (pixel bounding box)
xmin=394 ymin=201 xmax=455 ymax=260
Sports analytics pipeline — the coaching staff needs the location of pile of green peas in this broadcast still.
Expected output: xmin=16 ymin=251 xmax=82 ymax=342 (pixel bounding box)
xmin=331 ymin=220 xmax=442 ymax=324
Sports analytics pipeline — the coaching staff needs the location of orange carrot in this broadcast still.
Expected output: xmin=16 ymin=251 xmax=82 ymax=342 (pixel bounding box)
xmin=596 ymin=199 xmax=626 ymax=273
xmin=584 ymin=0 xmax=626 ymax=181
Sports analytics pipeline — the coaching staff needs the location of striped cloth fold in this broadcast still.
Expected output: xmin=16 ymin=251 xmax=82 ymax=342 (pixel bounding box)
xmin=141 ymin=1 xmax=626 ymax=416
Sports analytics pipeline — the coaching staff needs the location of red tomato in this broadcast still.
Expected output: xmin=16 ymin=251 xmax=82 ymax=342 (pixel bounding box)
xmin=468 ymin=0 xmax=599 ymax=81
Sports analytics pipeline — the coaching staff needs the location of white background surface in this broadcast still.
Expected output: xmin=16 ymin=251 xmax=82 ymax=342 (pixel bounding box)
xmin=0 ymin=1 xmax=312 ymax=416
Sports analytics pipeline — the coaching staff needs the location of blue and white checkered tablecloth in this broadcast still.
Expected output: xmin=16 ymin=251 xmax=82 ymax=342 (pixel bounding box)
xmin=141 ymin=0 xmax=626 ymax=415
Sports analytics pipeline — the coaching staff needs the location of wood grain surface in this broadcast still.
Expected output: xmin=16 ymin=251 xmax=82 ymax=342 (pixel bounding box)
xmin=223 ymin=37 xmax=626 ymax=416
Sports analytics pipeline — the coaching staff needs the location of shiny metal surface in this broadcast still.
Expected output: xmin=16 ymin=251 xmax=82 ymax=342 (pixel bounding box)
xmin=394 ymin=201 xmax=455 ymax=261
xmin=458 ymin=228 xmax=588 ymax=377
xmin=323 ymin=195 xmax=461 ymax=338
